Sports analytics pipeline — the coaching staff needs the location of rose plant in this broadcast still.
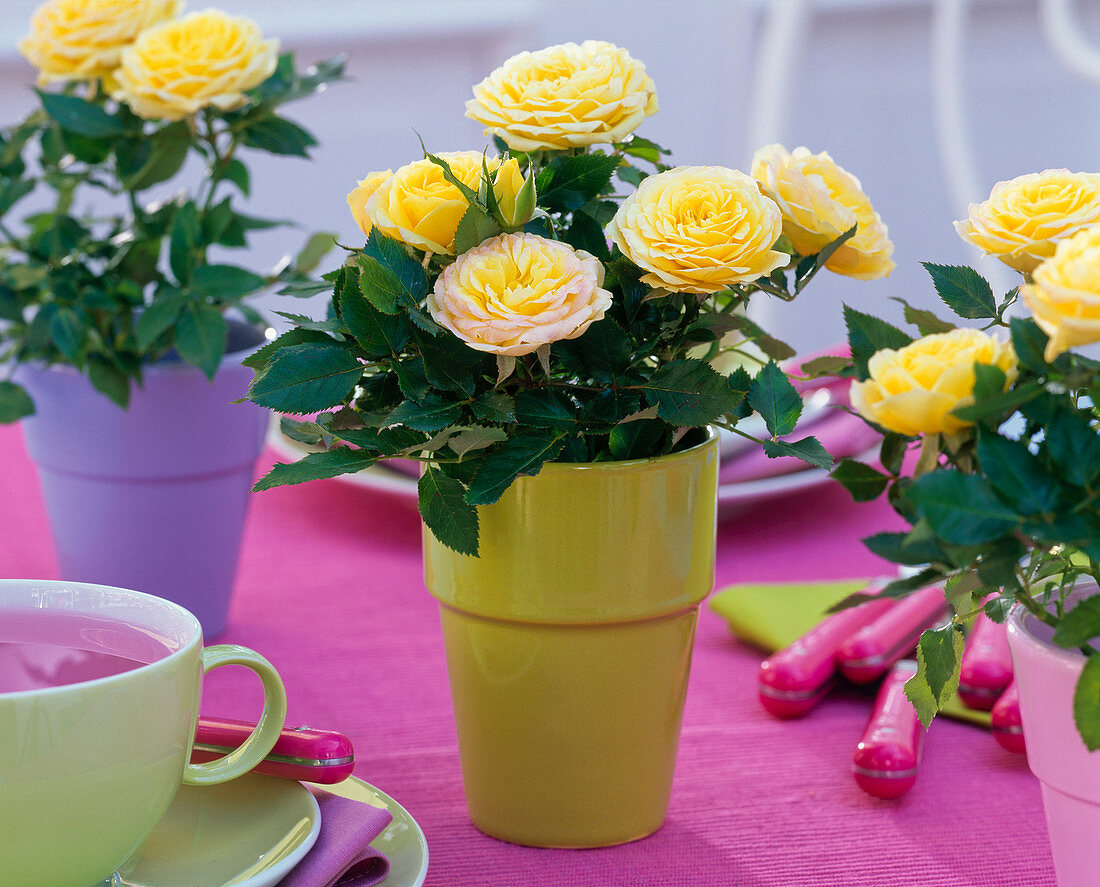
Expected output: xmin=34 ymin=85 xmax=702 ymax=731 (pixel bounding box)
xmin=821 ymin=168 xmax=1100 ymax=743
xmin=245 ymin=41 xmax=893 ymax=555
xmin=0 ymin=0 xmax=343 ymax=420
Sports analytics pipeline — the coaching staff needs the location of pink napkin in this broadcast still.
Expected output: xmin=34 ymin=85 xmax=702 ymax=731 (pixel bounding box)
xmin=280 ymin=789 xmax=394 ymax=887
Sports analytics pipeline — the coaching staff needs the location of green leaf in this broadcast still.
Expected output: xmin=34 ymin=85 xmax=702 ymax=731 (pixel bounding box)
xmin=608 ymin=419 xmax=667 ymax=460
xmin=922 ymin=263 xmax=997 ymax=319
xmin=1075 ymin=655 xmax=1100 ymax=751
xmin=539 ymin=152 xmax=622 ymax=211
xmin=241 ymin=116 xmax=317 ymax=157
xmin=760 ymin=436 xmax=833 ymax=470
xmin=465 ymin=431 xmax=566 ymax=506
xmin=49 ymin=307 xmax=85 ymax=363
xmin=176 ymin=304 xmax=228 ymax=379
xmin=794 ymin=224 xmax=856 ymax=293
xmin=419 ymin=466 xmax=479 ymax=556
xmin=447 ymin=425 xmax=507 ymax=458
xmin=279 ymin=415 xmax=326 ymax=445
xmin=252 ymin=447 xmax=377 ymax=491
xmin=905 ymin=625 xmax=964 ymax=727
xmin=1046 ymin=410 xmax=1100 ymax=487
xmin=248 ymin=342 xmax=363 ymax=414
xmin=1053 ymin=596 xmax=1100 ymax=649
xmin=453 ymin=204 xmax=502 ymax=255
xmin=339 ymin=285 xmax=409 ymax=356
xmin=191 ymin=265 xmax=267 ymax=302
xmin=242 ymin=327 xmax=334 ymax=371
xmin=0 ymin=380 xmax=34 ymax=422
xmin=37 ymin=90 xmax=130 ymax=138
xmin=976 ymin=430 xmax=1062 ymax=516
xmin=138 ymin=296 xmax=187 ymax=351
xmin=639 ymin=359 xmax=740 ymax=426
xmin=843 ymin=304 xmax=912 ymax=379
xmin=169 ymin=202 xmax=200 ymax=284
xmin=295 ymin=232 xmax=336 ymax=273
xmin=223 ymin=158 xmax=250 ymax=196
xmin=615 ymin=135 xmax=671 ymax=164
xmin=124 ymin=123 xmax=190 ymax=190
xmin=951 ymin=380 xmax=1043 ymax=423
xmin=862 ymin=527 xmax=948 ymax=565
xmin=890 ymin=296 xmax=956 ymax=335
xmin=908 ymin=471 xmax=1020 ymax=544
xmin=747 ymin=361 xmax=802 ymax=436
xmin=0 ymin=178 xmax=34 ymax=216
xmin=384 ymin=395 xmax=462 ymax=433
xmin=561 ymin=209 xmax=611 ymax=261
xmin=799 ymin=354 xmax=850 ymax=377
xmin=880 ymin=433 xmax=909 ymax=476
xmin=87 ymin=356 xmax=130 ymax=408
xmin=514 ymin=389 xmax=579 ymax=429
xmin=830 ymin=459 xmax=890 ymax=501
xmin=1010 ymin=316 xmax=1052 ymax=375
xmin=471 ymin=391 xmax=515 ymax=423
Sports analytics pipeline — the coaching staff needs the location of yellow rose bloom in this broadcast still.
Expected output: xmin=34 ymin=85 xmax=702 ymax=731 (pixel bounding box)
xmin=366 ymin=152 xmax=524 ymax=255
xmin=751 ymin=144 xmax=895 ymax=281
xmin=850 ymin=328 xmax=1018 ymax=437
xmin=606 ymin=165 xmax=786 ymax=294
xmin=110 ymin=10 xmax=278 ymax=121
xmin=1022 ymin=224 xmax=1100 ymax=360
xmin=19 ymin=0 xmax=181 ymax=85
xmin=346 ymin=170 xmax=393 ymax=239
xmin=466 ymin=40 xmax=658 ymax=152
xmin=955 ymin=170 xmax=1100 ymax=273
xmin=428 ymin=232 xmax=611 ymax=357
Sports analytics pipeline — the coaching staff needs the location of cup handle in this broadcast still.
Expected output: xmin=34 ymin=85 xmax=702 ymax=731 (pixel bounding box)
xmin=181 ymin=644 xmax=287 ymax=787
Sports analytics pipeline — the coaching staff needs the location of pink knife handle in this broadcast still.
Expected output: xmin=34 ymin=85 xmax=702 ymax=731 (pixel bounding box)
xmin=836 ymin=585 xmax=948 ymax=684
xmin=853 ymin=660 xmax=924 ymax=799
xmin=991 ymin=680 xmax=1026 ymax=754
xmin=758 ymin=587 xmax=896 ymax=718
xmin=192 ymin=716 xmax=355 ymax=784
xmin=958 ymin=613 xmax=1013 ymax=710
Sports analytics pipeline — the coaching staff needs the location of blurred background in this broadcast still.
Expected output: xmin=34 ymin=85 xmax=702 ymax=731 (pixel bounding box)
xmin=0 ymin=0 xmax=1098 ymax=354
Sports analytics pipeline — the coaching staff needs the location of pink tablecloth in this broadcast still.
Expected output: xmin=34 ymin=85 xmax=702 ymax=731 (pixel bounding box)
xmin=0 ymin=423 xmax=1055 ymax=886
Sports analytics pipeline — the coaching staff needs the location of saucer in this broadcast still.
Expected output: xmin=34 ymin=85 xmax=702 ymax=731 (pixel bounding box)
xmin=117 ymin=773 xmax=321 ymax=887
xmin=318 ymin=777 xmax=430 ymax=887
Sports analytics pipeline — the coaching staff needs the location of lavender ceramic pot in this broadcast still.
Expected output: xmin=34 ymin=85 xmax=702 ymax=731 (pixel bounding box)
xmin=16 ymin=322 xmax=268 ymax=637
xmin=1007 ymin=584 xmax=1100 ymax=887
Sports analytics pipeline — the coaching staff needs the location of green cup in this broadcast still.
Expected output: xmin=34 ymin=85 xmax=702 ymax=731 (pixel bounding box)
xmin=0 ymin=579 xmax=288 ymax=887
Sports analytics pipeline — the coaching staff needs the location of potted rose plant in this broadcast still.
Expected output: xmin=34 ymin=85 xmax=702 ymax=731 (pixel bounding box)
xmin=246 ymin=40 xmax=893 ymax=847
xmin=824 ymin=170 xmax=1100 ymax=886
xmin=0 ymin=0 xmax=341 ymax=635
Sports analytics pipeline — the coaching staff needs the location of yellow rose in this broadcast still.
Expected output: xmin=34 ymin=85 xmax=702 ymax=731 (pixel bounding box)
xmin=346 ymin=170 xmax=393 ymax=239
xmin=110 ymin=10 xmax=278 ymax=121
xmin=606 ymin=165 xmax=786 ymax=294
xmin=850 ymin=328 xmax=1018 ymax=437
xmin=1022 ymin=224 xmax=1100 ymax=360
xmin=751 ymin=144 xmax=895 ymax=281
xmin=428 ymin=232 xmax=611 ymax=357
xmin=366 ymin=152 xmax=524 ymax=255
xmin=466 ymin=40 xmax=658 ymax=152
xmin=19 ymin=0 xmax=181 ymax=85
xmin=955 ymin=169 xmax=1100 ymax=273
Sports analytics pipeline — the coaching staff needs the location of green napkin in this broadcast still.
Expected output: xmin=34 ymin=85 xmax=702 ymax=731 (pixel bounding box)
xmin=709 ymin=580 xmax=992 ymax=727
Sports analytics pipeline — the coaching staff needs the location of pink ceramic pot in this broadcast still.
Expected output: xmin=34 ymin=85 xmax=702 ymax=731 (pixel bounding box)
xmin=1007 ymin=590 xmax=1100 ymax=887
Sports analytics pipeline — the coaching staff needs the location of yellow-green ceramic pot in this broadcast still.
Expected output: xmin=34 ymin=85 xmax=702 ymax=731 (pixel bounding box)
xmin=424 ymin=430 xmax=719 ymax=847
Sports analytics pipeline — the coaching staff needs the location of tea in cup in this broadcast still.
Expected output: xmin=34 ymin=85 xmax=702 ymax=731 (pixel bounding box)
xmin=0 ymin=579 xmax=288 ymax=887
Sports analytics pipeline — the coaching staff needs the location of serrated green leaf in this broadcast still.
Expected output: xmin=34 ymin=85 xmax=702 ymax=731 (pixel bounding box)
xmin=760 ymin=436 xmax=833 ymax=470
xmin=1046 ymin=410 xmax=1100 ymax=487
xmin=748 ymin=361 xmax=802 ymax=436
xmin=0 ymin=380 xmax=34 ymax=422
xmin=608 ymin=418 xmax=666 ymax=460
xmin=248 ymin=342 xmax=362 ymax=414
xmin=799 ymin=355 xmax=850 ymax=377
xmin=976 ymin=430 xmax=1062 ymax=516
xmin=175 ymin=304 xmax=228 ymax=379
xmin=339 ymin=284 xmax=409 ymax=356
xmin=279 ymin=415 xmax=326 ymax=446
xmin=252 ymin=447 xmax=376 ymax=491
xmin=241 ymin=116 xmax=317 ymax=157
xmin=514 ymin=389 xmax=578 ymax=429
xmin=539 ymin=152 xmax=622 ymax=211
xmin=385 ymin=395 xmax=462 ymax=433
xmin=241 ymin=328 xmax=334 ymax=370
xmin=1009 ymin=316 xmax=1052 ymax=375
xmin=447 ymin=425 xmax=507 ymax=458
xmin=951 ymin=380 xmax=1042 ymax=423
xmin=465 ymin=431 xmax=566 ymax=506
xmin=923 ymin=262 xmax=997 ymax=319
xmin=453 ymin=204 xmax=502 ymax=255
xmin=830 ymin=459 xmax=890 ymax=501
xmin=890 ymin=296 xmax=956 ymax=335
xmin=37 ymin=90 xmax=130 ymax=138
xmin=1075 ymin=655 xmax=1100 ymax=751
xmin=639 ymin=358 xmax=740 ymax=426
xmin=844 ymin=304 xmax=913 ymax=379
xmin=908 ymin=471 xmax=1019 ymax=544
xmin=905 ymin=625 xmax=963 ymax=727
xmin=1053 ymin=596 xmax=1100 ymax=649
xmin=419 ymin=466 xmax=479 ymax=556
xmin=471 ymin=391 xmax=515 ymax=423
xmin=862 ymin=528 xmax=948 ymax=565
xmin=191 ymin=264 xmax=267 ymax=301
